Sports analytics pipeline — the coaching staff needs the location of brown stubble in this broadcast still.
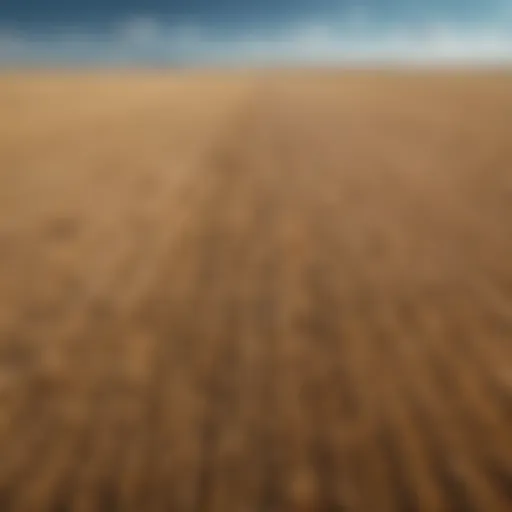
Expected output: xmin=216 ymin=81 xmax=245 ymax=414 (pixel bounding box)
xmin=0 ymin=70 xmax=511 ymax=511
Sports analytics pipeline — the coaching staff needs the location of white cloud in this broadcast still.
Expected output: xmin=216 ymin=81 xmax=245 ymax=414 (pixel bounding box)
xmin=117 ymin=17 xmax=162 ymax=45
xmin=1 ymin=17 xmax=512 ymax=66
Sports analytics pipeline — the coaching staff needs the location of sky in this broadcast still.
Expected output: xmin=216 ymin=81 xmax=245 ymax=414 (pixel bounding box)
xmin=1 ymin=1 xmax=512 ymax=65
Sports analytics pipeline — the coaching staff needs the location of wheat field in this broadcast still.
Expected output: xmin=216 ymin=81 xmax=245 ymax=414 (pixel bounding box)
xmin=0 ymin=70 xmax=511 ymax=511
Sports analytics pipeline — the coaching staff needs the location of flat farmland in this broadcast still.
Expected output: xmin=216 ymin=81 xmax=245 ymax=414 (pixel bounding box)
xmin=0 ymin=70 xmax=512 ymax=511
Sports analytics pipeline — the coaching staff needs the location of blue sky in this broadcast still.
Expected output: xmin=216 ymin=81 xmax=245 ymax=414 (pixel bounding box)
xmin=1 ymin=1 xmax=512 ymax=65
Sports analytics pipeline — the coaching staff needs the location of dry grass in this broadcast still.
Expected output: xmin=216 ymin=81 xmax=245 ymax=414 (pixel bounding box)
xmin=0 ymin=70 xmax=512 ymax=511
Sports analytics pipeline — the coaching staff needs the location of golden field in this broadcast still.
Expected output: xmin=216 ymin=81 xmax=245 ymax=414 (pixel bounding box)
xmin=0 ymin=70 xmax=512 ymax=511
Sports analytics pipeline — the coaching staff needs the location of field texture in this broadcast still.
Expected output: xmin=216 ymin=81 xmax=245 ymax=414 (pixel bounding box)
xmin=0 ymin=71 xmax=512 ymax=511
